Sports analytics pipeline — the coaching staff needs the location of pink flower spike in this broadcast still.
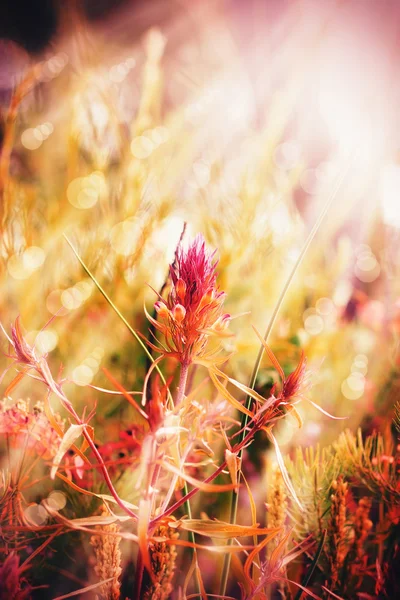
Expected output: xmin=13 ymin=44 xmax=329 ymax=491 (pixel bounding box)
xmin=150 ymin=234 xmax=228 ymax=364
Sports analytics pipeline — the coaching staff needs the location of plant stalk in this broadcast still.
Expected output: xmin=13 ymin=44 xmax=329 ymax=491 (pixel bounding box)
xmin=177 ymin=362 xmax=201 ymax=596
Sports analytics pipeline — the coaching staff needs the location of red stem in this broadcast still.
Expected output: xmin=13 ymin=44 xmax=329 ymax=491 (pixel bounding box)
xmin=82 ymin=429 xmax=137 ymax=519
xmin=176 ymin=361 xmax=190 ymax=405
xmin=53 ymin=381 xmax=138 ymax=520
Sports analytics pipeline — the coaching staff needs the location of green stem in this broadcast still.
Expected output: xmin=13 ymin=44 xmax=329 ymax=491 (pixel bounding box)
xmin=219 ymin=161 xmax=351 ymax=596
xmin=294 ymin=530 xmax=326 ymax=600
xmin=63 ymin=234 xmax=171 ymax=401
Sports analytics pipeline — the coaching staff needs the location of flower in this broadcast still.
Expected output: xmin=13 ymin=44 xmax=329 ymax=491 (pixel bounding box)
xmin=0 ymin=398 xmax=62 ymax=460
xmin=252 ymin=327 xmax=344 ymax=421
xmin=1 ymin=317 xmax=76 ymax=416
xmin=1 ymin=317 xmax=54 ymax=392
xmin=279 ymin=351 xmax=310 ymax=404
xmin=149 ymin=234 xmax=229 ymax=364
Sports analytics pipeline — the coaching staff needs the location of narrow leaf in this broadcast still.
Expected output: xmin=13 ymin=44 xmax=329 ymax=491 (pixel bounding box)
xmin=51 ymin=424 xmax=85 ymax=479
xmin=158 ymin=460 xmax=238 ymax=493
xmin=101 ymin=366 xmax=148 ymax=419
xmin=4 ymin=370 xmax=27 ymax=395
xmin=53 ymin=578 xmax=114 ymax=600
xmin=294 ymin=530 xmax=326 ymax=600
xmin=178 ymin=519 xmax=278 ymax=539
xmin=213 ymin=367 xmax=269 ymax=406
xmin=307 ymin=399 xmax=347 ymax=420
xmin=266 ymin=430 xmax=304 ymax=513
xmin=209 ymin=370 xmax=253 ymax=418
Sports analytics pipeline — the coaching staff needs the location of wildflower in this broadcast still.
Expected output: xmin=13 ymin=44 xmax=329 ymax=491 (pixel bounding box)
xmin=9 ymin=318 xmax=38 ymax=365
xmin=280 ymin=352 xmax=309 ymax=403
xmin=0 ymin=398 xmax=61 ymax=460
xmin=0 ymin=399 xmax=63 ymax=531
xmin=252 ymin=326 xmax=345 ymax=421
xmin=1 ymin=316 xmax=73 ymax=414
xmin=150 ymin=234 xmax=229 ymax=365
xmin=1 ymin=318 xmax=139 ymax=521
xmin=253 ymin=328 xmax=310 ymax=407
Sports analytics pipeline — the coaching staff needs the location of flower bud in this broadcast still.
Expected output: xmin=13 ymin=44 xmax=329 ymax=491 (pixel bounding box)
xmin=175 ymin=278 xmax=186 ymax=301
xmin=198 ymin=289 xmax=214 ymax=310
xmin=214 ymin=313 xmax=231 ymax=332
xmin=172 ymin=304 xmax=186 ymax=322
xmin=155 ymin=301 xmax=169 ymax=319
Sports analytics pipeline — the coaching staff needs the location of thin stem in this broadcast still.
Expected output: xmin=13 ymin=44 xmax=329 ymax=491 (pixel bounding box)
xmin=176 ymin=362 xmax=201 ymax=596
xmin=134 ymin=439 xmax=159 ymax=600
xmin=219 ymin=158 xmax=352 ymax=596
xmin=51 ymin=380 xmax=138 ymax=520
xmin=133 ymin=545 xmax=144 ymax=600
xmin=64 ymin=234 xmax=172 ymax=402
xmin=134 ymin=362 xmax=199 ymax=598
xmin=81 ymin=428 xmax=137 ymax=518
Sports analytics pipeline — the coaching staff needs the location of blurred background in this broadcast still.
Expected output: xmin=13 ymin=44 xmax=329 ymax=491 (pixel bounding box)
xmin=1 ymin=1 xmax=400 ymax=597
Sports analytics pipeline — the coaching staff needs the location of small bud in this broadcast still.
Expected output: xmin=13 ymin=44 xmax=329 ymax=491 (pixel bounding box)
xmin=198 ymin=290 xmax=214 ymax=310
xmin=214 ymin=313 xmax=231 ymax=332
xmin=175 ymin=278 xmax=186 ymax=301
xmin=155 ymin=301 xmax=169 ymax=319
xmin=172 ymin=304 xmax=186 ymax=323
